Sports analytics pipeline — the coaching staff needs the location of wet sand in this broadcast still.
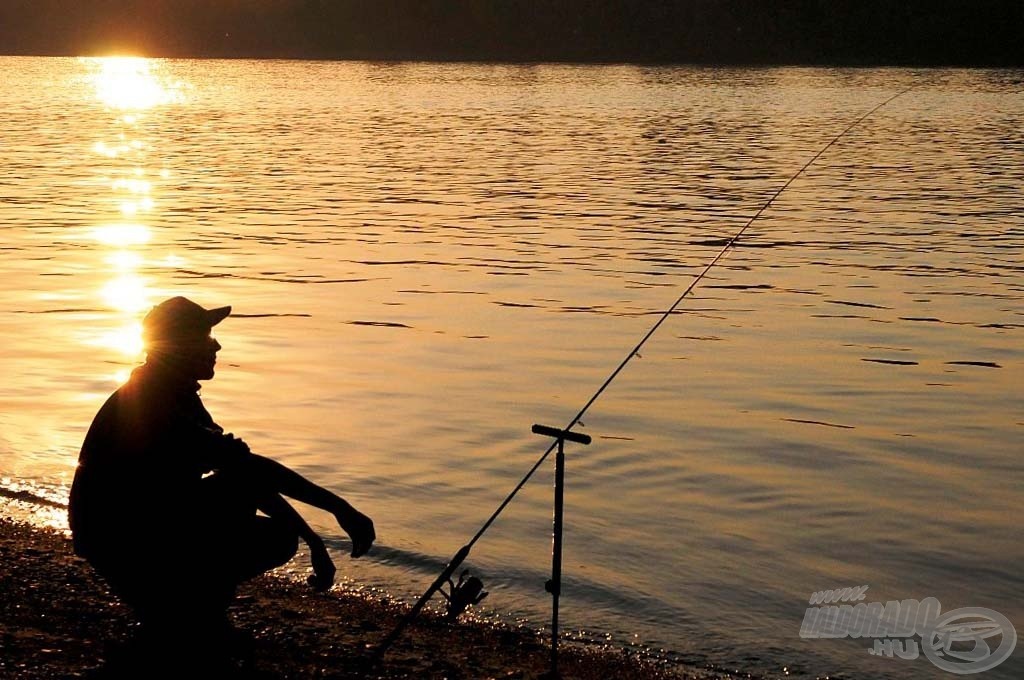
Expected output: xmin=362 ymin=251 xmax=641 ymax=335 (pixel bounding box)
xmin=0 ymin=519 xmax=696 ymax=679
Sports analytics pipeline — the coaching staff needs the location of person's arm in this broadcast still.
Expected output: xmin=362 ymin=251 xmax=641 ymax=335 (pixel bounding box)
xmin=256 ymin=491 xmax=337 ymax=591
xmin=239 ymin=453 xmax=376 ymax=558
xmin=190 ymin=417 xmax=375 ymax=558
xmin=189 ymin=427 xmax=353 ymax=589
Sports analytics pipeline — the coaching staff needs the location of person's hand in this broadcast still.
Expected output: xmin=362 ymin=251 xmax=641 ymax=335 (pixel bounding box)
xmin=336 ymin=507 xmax=375 ymax=558
xmin=223 ymin=433 xmax=251 ymax=458
xmin=307 ymin=542 xmax=336 ymax=592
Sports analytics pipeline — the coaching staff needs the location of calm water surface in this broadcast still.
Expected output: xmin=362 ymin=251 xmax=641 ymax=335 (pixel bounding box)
xmin=1 ymin=57 xmax=1022 ymax=679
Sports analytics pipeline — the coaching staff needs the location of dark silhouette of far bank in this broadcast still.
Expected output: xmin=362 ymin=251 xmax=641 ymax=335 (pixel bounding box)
xmin=1 ymin=0 xmax=1022 ymax=66
xmin=68 ymin=296 xmax=375 ymax=673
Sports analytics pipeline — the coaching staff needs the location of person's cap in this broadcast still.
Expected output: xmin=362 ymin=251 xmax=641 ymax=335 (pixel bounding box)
xmin=142 ymin=296 xmax=231 ymax=346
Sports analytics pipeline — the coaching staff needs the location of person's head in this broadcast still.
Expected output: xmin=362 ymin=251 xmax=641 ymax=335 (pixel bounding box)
xmin=141 ymin=296 xmax=231 ymax=380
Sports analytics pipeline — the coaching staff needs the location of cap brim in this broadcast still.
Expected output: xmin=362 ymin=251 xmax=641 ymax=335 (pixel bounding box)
xmin=207 ymin=306 xmax=231 ymax=326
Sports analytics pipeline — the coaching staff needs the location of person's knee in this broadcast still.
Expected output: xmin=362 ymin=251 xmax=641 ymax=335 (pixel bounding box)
xmin=261 ymin=519 xmax=299 ymax=573
xmin=234 ymin=518 xmax=299 ymax=582
xmin=270 ymin=522 xmax=300 ymax=565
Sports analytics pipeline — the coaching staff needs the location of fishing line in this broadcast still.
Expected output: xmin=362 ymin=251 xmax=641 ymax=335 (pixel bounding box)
xmin=373 ymin=86 xmax=911 ymax=660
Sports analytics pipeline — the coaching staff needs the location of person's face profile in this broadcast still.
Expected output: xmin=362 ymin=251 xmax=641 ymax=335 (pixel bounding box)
xmin=168 ymin=330 xmax=221 ymax=380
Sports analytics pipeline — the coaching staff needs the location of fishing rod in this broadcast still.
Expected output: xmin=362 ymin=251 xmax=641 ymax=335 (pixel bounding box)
xmin=371 ymin=86 xmax=912 ymax=663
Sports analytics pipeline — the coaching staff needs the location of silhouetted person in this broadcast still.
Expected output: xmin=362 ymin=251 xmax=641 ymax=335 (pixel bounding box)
xmin=68 ymin=296 xmax=375 ymax=666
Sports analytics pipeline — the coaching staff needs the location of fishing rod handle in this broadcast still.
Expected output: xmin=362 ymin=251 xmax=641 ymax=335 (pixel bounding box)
xmin=372 ymin=543 xmax=471 ymax=661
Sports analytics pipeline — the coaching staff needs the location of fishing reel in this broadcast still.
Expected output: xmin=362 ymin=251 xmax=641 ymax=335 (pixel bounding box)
xmin=439 ymin=569 xmax=488 ymax=621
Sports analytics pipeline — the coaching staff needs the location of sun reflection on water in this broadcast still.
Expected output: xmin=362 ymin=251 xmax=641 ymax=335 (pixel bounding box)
xmin=100 ymin=274 xmax=150 ymax=313
xmin=91 ymin=223 xmax=151 ymax=247
xmin=106 ymin=250 xmax=143 ymax=270
xmin=111 ymin=177 xmax=151 ymax=194
xmin=86 ymin=56 xmax=183 ymax=110
xmin=93 ymin=322 xmax=146 ymax=358
xmin=81 ymin=57 xmax=187 ymax=368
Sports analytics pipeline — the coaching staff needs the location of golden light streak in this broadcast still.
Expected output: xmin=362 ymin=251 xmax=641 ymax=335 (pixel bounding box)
xmin=87 ymin=57 xmax=182 ymax=110
xmin=100 ymin=275 xmax=150 ymax=313
xmin=93 ymin=141 xmax=119 ymax=158
xmin=111 ymin=178 xmax=152 ymax=194
xmin=91 ymin=224 xmax=151 ymax=247
xmin=105 ymin=250 xmax=143 ymax=269
xmin=94 ymin=322 xmax=145 ymax=357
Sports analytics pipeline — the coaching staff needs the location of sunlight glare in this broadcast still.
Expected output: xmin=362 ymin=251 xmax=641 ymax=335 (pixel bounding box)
xmin=159 ymin=254 xmax=186 ymax=267
xmin=101 ymin=275 xmax=150 ymax=313
xmin=111 ymin=177 xmax=152 ymax=194
xmin=88 ymin=57 xmax=181 ymax=110
xmin=92 ymin=224 xmax=151 ymax=247
xmin=106 ymin=250 xmax=143 ymax=269
xmin=95 ymin=322 xmax=145 ymax=357
xmin=92 ymin=141 xmax=119 ymax=158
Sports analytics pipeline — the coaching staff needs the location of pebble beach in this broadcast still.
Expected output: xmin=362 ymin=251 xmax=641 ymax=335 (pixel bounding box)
xmin=0 ymin=518 xmax=699 ymax=679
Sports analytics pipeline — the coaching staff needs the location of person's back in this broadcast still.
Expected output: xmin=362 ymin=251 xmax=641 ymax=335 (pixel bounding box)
xmin=69 ymin=360 xmax=244 ymax=579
